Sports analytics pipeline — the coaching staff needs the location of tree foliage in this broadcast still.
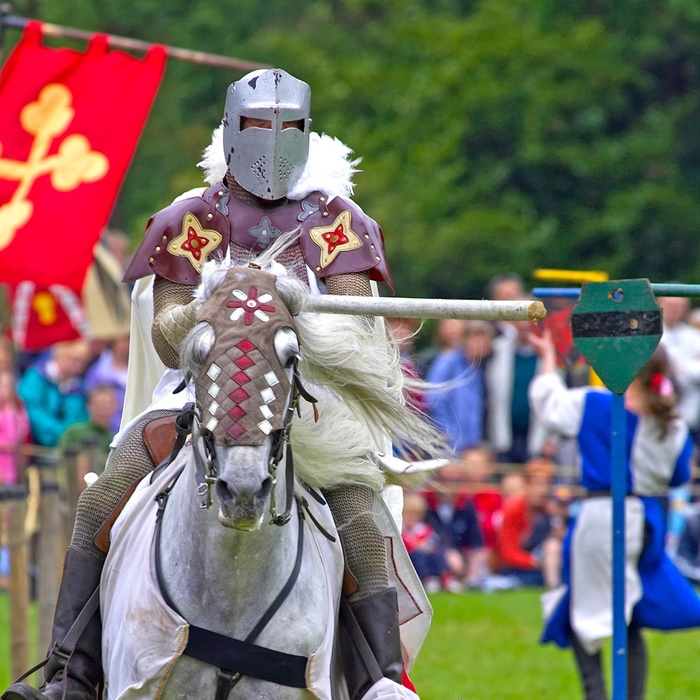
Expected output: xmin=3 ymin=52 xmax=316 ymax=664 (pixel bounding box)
xmin=4 ymin=0 xmax=700 ymax=297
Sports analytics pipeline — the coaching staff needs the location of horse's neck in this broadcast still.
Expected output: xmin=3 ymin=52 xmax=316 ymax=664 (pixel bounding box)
xmin=159 ymin=466 xmax=298 ymax=634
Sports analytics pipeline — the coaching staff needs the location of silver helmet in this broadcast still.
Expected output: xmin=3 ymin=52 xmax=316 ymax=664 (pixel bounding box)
xmin=223 ymin=68 xmax=311 ymax=200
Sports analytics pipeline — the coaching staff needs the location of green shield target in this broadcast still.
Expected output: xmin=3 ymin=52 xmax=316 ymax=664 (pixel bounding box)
xmin=571 ymin=279 xmax=662 ymax=395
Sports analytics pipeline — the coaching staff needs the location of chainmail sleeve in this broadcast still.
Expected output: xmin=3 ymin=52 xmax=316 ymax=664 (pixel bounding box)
xmin=152 ymin=277 xmax=198 ymax=369
xmin=324 ymin=271 xmax=372 ymax=297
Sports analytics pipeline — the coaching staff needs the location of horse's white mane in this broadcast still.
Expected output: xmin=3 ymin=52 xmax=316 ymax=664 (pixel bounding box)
xmin=197 ymin=125 xmax=361 ymax=201
xmin=183 ymin=253 xmax=447 ymax=491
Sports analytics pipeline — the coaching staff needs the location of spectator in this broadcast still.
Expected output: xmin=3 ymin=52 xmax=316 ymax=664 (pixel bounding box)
xmin=426 ymin=320 xmax=494 ymax=452
xmin=57 ymin=384 xmax=117 ymax=486
xmin=485 ymin=272 xmax=527 ymax=304
xmin=402 ymin=492 xmax=458 ymax=593
xmin=658 ymin=295 xmax=700 ymax=448
xmin=18 ymin=340 xmax=90 ymax=447
xmin=486 ymin=314 xmax=548 ymax=464
xmin=424 ymin=461 xmax=489 ymax=588
xmin=531 ymin=330 xmax=700 ymax=700
xmin=500 ymin=470 xmax=526 ymax=499
xmin=0 ymin=370 xmax=30 ymax=485
xmin=416 ymin=318 xmax=468 ymax=376
xmin=85 ymin=334 xmax=129 ymax=434
xmin=485 ymin=272 xmax=528 ymax=341
xmin=460 ymin=446 xmax=503 ymax=566
xmin=495 ymin=459 xmax=563 ymax=588
xmin=0 ymin=337 xmax=14 ymax=374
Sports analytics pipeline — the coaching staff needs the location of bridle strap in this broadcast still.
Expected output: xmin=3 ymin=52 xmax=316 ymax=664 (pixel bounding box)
xmin=153 ymin=493 xmax=309 ymax=692
xmin=245 ymin=497 xmax=305 ymax=641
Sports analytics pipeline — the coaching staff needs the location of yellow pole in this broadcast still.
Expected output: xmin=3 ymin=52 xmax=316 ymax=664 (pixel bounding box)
xmin=532 ymin=269 xmax=610 ymax=386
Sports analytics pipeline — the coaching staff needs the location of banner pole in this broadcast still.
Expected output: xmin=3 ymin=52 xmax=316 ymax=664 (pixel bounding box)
xmin=0 ymin=11 xmax=269 ymax=71
xmin=0 ymin=3 xmax=13 ymax=60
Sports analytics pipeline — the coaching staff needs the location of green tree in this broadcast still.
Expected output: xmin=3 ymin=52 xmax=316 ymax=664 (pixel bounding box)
xmin=3 ymin=0 xmax=700 ymax=298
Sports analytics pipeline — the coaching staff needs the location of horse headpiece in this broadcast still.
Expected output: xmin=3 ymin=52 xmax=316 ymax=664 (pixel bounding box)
xmin=195 ymin=266 xmax=297 ymax=447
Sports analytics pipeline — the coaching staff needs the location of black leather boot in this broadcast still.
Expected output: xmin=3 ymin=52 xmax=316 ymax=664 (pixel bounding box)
xmin=3 ymin=547 xmax=104 ymax=700
xmin=339 ymin=587 xmax=403 ymax=700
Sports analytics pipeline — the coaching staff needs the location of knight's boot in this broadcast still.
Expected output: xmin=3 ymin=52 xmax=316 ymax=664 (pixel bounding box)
xmin=340 ymin=587 xmax=404 ymax=700
xmin=3 ymin=547 xmax=104 ymax=700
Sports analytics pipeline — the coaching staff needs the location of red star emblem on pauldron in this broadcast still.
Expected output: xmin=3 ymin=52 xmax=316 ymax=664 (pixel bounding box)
xmin=180 ymin=225 xmax=210 ymax=261
xmin=167 ymin=212 xmax=222 ymax=272
xmin=309 ymin=210 xmax=362 ymax=268
xmin=322 ymin=224 xmax=350 ymax=257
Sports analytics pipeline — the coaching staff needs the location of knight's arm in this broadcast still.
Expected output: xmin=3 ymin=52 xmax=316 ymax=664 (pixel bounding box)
xmin=324 ymin=271 xmax=372 ymax=298
xmin=152 ymin=276 xmax=200 ymax=369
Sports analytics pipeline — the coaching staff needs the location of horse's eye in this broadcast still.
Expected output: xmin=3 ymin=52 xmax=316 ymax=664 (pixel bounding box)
xmin=195 ymin=329 xmax=215 ymax=363
xmin=285 ymin=354 xmax=299 ymax=369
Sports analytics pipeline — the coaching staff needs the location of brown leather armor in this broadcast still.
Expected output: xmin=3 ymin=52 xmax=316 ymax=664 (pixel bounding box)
xmin=123 ymin=182 xmax=392 ymax=289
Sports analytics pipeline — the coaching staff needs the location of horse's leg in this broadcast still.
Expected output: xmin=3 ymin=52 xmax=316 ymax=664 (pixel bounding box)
xmin=2 ymin=410 xmax=175 ymax=700
xmin=324 ymin=485 xmax=404 ymax=700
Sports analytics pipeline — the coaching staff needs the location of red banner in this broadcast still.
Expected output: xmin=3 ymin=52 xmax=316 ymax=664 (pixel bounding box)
xmin=0 ymin=21 xmax=166 ymax=293
xmin=9 ymin=282 xmax=87 ymax=350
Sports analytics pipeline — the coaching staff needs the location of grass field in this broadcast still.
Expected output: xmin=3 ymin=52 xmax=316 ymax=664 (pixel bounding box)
xmin=3 ymin=589 xmax=700 ymax=698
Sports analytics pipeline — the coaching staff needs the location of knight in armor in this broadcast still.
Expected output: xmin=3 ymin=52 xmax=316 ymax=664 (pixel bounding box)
xmin=4 ymin=69 xmax=412 ymax=700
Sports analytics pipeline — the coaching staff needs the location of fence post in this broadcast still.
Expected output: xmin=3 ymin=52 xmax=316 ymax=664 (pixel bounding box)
xmin=36 ymin=456 xmax=61 ymax=656
xmin=62 ymin=445 xmax=80 ymax=547
xmin=6 ymin=486 xmax=30 ymax=681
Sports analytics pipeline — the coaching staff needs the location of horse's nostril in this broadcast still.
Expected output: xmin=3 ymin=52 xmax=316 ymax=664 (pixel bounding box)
xmin=257 ymin=476 xmax=273 ymax=504
xmin=216 ymin=478 xmax=234 ymax=503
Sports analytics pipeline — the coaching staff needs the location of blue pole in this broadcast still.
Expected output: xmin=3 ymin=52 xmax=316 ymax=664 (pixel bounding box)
xmin=533 ymin=283 xmax=700 ymax=299
xmin=611 ymin=394 xmax=627 ymax=700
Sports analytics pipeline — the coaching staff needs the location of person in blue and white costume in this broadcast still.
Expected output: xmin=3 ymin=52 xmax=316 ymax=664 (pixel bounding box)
xmin=529 ymin=329 xmax=700 ymax=700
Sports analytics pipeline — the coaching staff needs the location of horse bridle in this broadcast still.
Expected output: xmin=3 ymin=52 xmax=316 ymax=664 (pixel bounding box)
xmin=158 ymin=358 xmax=318 ymax=526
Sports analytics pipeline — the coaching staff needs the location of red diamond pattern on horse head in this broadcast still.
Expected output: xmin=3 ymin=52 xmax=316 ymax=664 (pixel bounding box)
xmin=236 ymin=339 xmax=256 ymax=354
xmin=230 ymin=387 xmax=250 ymax=403
xmin=227 ymin=422 xmax=246 ymax=440
xmin=235 ymin=355 xmax=255 ymax=370
xmin=232 ymin=371 xmax=251 ymax=386
xmin=229 ymin=405 xmax=246 ymax=421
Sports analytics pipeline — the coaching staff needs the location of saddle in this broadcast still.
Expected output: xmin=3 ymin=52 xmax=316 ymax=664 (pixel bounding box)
xmin=93 ymin=415 xmax=178 ymax=553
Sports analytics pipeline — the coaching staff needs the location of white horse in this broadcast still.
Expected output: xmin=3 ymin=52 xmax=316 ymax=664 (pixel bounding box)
xmin=100 ymin=258 xmax=443 ymax=700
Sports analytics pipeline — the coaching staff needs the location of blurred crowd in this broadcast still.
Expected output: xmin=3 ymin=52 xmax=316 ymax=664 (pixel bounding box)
xmin=0 ymin=231 xmax=133 ymax=522
xmin=3 ymin=265 xmax=700 ymax=598
xmin=394 ymin=274 xmax=700 ymax=594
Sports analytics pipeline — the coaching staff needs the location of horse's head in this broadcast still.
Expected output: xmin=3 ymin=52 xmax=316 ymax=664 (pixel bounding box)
xmin=182 ymin=263 xmax=302 ymax=531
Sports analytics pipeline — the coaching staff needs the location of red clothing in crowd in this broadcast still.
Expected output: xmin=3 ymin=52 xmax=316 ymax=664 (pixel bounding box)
xmin=402 ymin=522 xmax=440 ymax=554
xmin=472 ymin=489 xmax=502 ymax=549
xmin=496 ymin=495 xmax=538 ymax=570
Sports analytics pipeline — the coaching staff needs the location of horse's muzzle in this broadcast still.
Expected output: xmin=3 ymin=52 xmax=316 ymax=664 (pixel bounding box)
xmin=215 ymin=475 xmax=273 ymax=530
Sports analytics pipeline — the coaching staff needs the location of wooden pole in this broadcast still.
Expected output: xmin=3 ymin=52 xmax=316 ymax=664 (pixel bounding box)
xmin=6 ymin=488 xmax=30 ymax=680
xmin=301 ymin=295 xmax=547 ymax=322
xmin=62 ymin=446 xmax=80 ymax=547
xmin=36 ymin=460 xmax=61 ymax=655
xmin=0 ymin=12 xmax=269 ymax=71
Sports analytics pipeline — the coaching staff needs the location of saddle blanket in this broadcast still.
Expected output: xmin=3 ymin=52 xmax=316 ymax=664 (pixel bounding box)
xmin=100 ymin=454 xmax=431 ymax=699
xmin=100 ymin=453 xmax=343 ymax=699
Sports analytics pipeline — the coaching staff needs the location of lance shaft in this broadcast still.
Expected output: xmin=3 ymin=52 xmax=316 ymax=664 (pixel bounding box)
xmin=301 ymin=296 xmax=546 ymax=322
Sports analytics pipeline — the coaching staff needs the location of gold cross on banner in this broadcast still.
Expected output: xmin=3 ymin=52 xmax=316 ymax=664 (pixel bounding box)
xmin=0 ymin=83 xmax=109 ymax=251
